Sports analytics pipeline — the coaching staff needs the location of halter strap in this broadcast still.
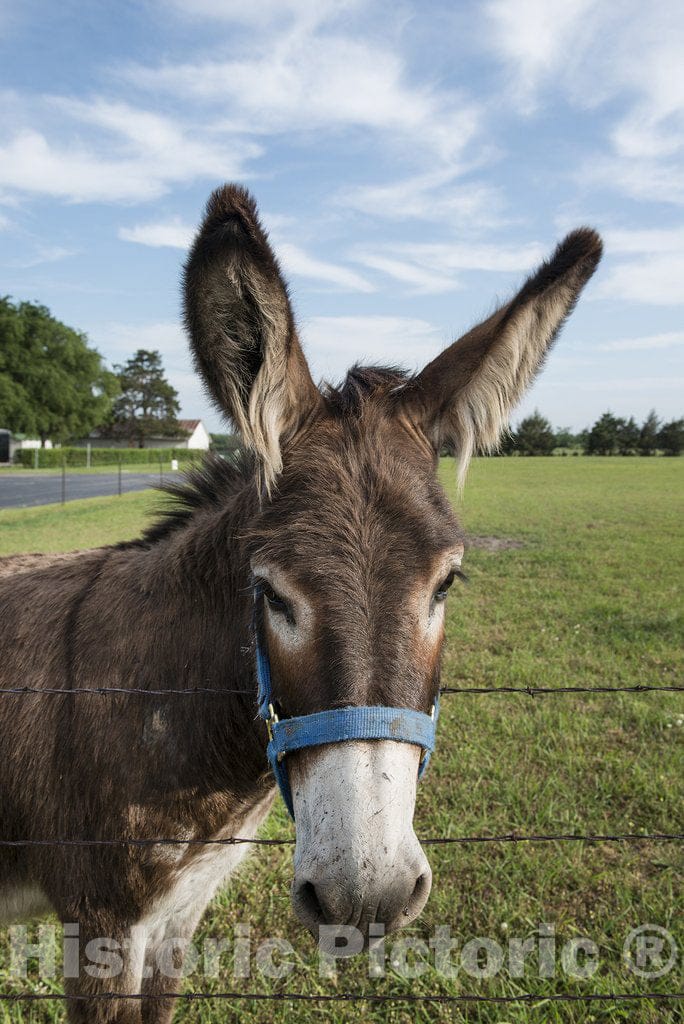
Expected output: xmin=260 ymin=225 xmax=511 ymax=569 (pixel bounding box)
xmin=253 ymin=585 xmax=439 ymax=819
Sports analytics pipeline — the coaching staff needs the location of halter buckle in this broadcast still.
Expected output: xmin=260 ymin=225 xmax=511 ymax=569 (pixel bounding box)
xmin=266 ymin=702 xmax=279 ymax=742
xmin=420 ymin=703 xmax=436 ymax=766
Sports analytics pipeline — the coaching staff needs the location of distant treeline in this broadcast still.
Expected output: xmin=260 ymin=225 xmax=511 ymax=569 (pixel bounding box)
xmin=494 ymin=411 xmax=683 ymax=457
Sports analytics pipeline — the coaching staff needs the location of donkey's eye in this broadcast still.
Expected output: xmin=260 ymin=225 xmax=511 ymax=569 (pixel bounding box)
xmin=434 ymin=571 xmax=456 ymax=602
xmin=263 ymin=584 xmax=290 ymax=617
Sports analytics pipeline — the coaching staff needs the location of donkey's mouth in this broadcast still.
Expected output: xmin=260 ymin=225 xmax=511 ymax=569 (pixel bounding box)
xmin=293 ymin=866 xmax=432 ymax=926
xmin=292 ymin=864 xmax=433 ymax=952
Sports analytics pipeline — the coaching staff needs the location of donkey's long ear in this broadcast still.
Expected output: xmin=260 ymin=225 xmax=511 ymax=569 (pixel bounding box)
xmin=184 ymin=184 xmax=321 ymax=488
xmin=401 ymin=229 xmax=602 ymax=484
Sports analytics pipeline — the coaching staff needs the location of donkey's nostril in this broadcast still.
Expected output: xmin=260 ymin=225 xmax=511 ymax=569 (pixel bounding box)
xmin=381 ymin=861 xmax=432 ymax=931
xmin=293 ymin=878 xmax=329 ymax=929
xmin=299 ymin=881 xmax=324 ymax=921
xmin=293 ymin=876 xmax=358 ymax=930
xmin=405 ymin=872 xmax=431 ymax=915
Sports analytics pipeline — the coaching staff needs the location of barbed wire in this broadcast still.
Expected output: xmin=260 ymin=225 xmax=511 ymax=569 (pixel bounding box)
xmin=0 ymin=831 xmax=680 ymax=848
xmin=1 ymin=683 xmax=681 ymax=696
xmin=0 ymin=990 xmax=681 ymax=1005
xmin=440 ymin=683 xmax=683 ymax=695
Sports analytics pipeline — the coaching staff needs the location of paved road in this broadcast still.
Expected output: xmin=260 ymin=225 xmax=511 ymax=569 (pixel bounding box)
xmin=0 ymin=472 xmax=164 ymax=509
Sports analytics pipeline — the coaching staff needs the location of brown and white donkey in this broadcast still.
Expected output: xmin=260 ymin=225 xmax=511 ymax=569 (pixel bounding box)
xmin=0 ymin=185 xmax=602 ymax=1021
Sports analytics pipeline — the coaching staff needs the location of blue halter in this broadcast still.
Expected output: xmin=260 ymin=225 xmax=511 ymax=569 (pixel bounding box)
xmin=254 ymin=586 xmax=440 ymax=819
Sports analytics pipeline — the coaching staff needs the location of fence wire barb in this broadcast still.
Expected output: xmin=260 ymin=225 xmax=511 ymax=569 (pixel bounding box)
xmin=1 ymin=683 xmax=681 ymax=697
xmin=0 ymin=990 xmax=681 ymax=1005
xmin=0 ymin=831 xmax=681 ymax=848
xmin=440 ymin=683 xmax=684 ymax=695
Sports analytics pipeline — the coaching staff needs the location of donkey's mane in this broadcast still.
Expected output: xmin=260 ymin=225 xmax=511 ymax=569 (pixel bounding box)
xmin=323 ymin=364 xmax=411 ymax=415
xmin=141 ymin=449 xmax=255 ymax=545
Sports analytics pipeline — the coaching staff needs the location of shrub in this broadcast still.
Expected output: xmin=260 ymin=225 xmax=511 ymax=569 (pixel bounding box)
xmin=13 ymin=447 xmax=203 ymax=469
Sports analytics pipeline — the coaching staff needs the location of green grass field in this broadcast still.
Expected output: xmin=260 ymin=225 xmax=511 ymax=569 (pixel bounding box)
xmin=0 ymin=457 xmax=682 ymax=1023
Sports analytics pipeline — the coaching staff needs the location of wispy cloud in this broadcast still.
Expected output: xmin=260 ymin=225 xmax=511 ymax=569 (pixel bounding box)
xmin=604 ymin=226 xmax=684 ymax=254
xmin=338 ymin=168 xmax=503 ymax=227
xmin=572 ymin=224 xmax=684 ymax=306
xmin=119 ymin=217 xmax=194 ymax=249
xmin=166 ymin=0 xmax=361 ymax=28
xmin=125 ymin=29 xmax=481 ymax=165
xmin=7 ymin=244 xmax=77 ymax=269
xmin=301 ymin=314 xmax=445 ymax=384
xmin=351 ymin=239 xmax=546 ymax=293
xmin=0 ymin=98 xmax=258 ymax=204
xmin=277 ymin=243 xmax=374 ymax=293
xmin=486 ymin=0 xmax=684 ymax=205
xmin=599 ymin=331 xmax=684 ymax=352
xmin=485 ymin=0 xmax=598 ymax=112
xmin=596 ymin=256 xmax=684 ymax=305
xmin=576 ymin=375 xmax=684 ymax=392
xmin=352 ymin=253 xmax=458 ymax=295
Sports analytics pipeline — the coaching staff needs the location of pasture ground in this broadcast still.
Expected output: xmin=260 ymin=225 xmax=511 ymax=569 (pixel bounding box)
xmin=0 ymin=457 xmax=682 ymax=1023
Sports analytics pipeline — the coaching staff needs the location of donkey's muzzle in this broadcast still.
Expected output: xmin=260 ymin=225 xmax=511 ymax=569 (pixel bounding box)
xmin=292 ymin=843 xmax=432 ymax=939
xmin=289 ymin=738 xmax=432 ymax=944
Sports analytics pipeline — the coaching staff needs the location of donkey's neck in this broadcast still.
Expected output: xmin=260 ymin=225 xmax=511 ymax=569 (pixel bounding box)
xmin=95 ymin=465 xmax=271 ymax=812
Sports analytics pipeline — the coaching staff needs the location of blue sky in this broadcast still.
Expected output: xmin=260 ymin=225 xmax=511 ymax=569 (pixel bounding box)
xmin=1 ymin=0 xmax=682 ymax=434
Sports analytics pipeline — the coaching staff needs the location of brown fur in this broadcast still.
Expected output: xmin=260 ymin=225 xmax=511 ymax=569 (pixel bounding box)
xmin=0 ymin=185 xmax=601 ymax=1022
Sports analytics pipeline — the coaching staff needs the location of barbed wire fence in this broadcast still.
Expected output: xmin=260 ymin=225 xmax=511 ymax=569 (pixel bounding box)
xmin=1 ymin=681 xmax=681 ymax=1010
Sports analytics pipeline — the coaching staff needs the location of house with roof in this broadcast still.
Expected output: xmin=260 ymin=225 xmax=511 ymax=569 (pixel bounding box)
xmin=73 ymin=419 xmax=211 ymax=451
xmin=175 ymin=419 xmax=211 ymax=450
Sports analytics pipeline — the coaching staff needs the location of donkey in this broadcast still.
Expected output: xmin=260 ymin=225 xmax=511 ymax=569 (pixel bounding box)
xmin=0 ymin=185 xmax=601 ymax=1021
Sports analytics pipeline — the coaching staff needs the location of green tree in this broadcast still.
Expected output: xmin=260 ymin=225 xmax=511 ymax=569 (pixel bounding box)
xmin=0 ymin=297 xmax=118 ymax=444
xmin=554 ymin=427 xmax=577 ymax=449
xmin=585 ymin=412 xmax=624 ymax=455
xmin=515 ymin=411 xmax=556 ymax=455
xmin=617 ymin=416 xmax=640 ymax=455
xmin=110 ymin=350 xmax=181 ymax=448
xmin=497 ymin=427 xmax=518 ymax=455
xmin=638 ymin=410 xmax=660 ymax=456
xmin=657 ymin=418 xmax=684 ymax=456
xmin=210 ymin=432 xmax=240 ymax=453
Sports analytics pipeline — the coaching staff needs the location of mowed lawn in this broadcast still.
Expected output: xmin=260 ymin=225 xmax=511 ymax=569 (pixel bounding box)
xmin=0 ymin=457 xmax=682 ymax=1024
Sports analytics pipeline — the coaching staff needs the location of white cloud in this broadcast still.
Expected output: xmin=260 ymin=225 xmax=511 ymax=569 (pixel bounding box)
xmin=338 ymin=168 xmax=504 ymax=227
xmin=301 ymin=314 xmax=445 ymax=385
xmin=581 ymin=156 xmax=684 ymax=206
xmin=562 ymin=224 xmax=684 ymax=306
xmin=351 ymin=253 xmax=459 ymax=294
xmin=393 ymin=240 xmax=545 ymax=273
xmin=8 ymin=245 xmax=77 ymax=269
xmin=596 ymin=255 xmax=684 ymax=306
xmin=485 ymin=0 xmax=598 ymax=111
xmin=166 ymin=0 xmax=359 ymax=28
xmin=576 ymin=376 xmax=684 ymax=392
xmin=351 ymin=239 xmax=546 ymax=293
xmin=277 ymin=243 xmax=374 ymax=293
xmin=486 ymin=1 xmax=684 ymax=205
xmin=119 ymin=217 xmax=195 ymax=249
xmin=126 ymin=34 xmax=480 ymax=164
xmin=604 ymin=226 xmax=684 ymax=255
xmin=0 ymin=99 xmax=258 ymax=204
xmin=92 ymin=321 xmax=189 ymax=367
xmin=599 ymin=331 xmax=684 ymax=352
